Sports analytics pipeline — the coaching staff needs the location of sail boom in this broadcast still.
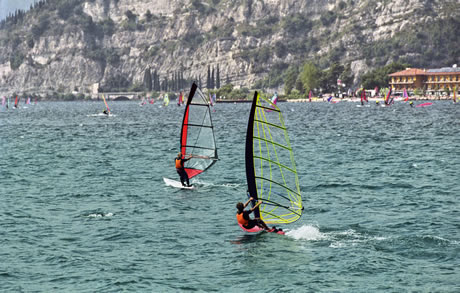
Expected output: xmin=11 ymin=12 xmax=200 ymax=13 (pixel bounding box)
xmin=184 ymin=123 xmax=213 ymax=128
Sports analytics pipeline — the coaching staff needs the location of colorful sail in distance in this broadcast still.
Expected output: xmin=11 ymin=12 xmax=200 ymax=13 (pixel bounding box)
xmin=14 ymin=96 xmax=19 ymax=108
xmin=453 ymin=86 xmax=457 ymax=103
xmin=177 ymin=91 xmax=183 ymax=105
xmin=246 ymin=92 xmax=303 ymax=224
xmin=102 ymin=95 xmax=110 ymax=113
xmin=180 ymin=82 xmax=218 ymax=179
xmin=360 ymin=88 xmax=367 ymax=105
xmin=385 ymin=87 xmax=392 ymax=105
xmin=403 ymin=88 xmax=409 ymax=102
xmin=164 ymin=94 xmax=170 ymax=106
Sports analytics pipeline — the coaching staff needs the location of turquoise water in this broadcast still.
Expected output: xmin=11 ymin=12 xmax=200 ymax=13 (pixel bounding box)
xmin=1 ymin=100 xmax=459 ymax=292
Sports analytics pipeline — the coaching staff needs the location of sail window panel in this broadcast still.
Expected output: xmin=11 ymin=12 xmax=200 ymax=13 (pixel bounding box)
xmin=184 ymin=125 xmax=216 ymax=155
xmin=187 ymin=105 xmax=212 ymax=127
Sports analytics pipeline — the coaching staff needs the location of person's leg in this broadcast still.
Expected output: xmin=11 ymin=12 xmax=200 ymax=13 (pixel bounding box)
xmin=255 ymin=219 xmax=271 ymax=230
xmin=177 ymin=170 xmax=186 ymax=186
xmin=184 ymin=171 xmax=191 ymax=186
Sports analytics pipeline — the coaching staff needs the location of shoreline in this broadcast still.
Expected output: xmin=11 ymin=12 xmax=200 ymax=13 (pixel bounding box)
xmin=216 ymin=95 xmax=454 ymax=103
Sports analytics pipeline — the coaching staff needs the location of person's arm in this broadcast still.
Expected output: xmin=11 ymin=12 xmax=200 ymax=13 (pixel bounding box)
xmin=243 ymin=197 xmax=254 ymax=208
xmin=250 ymin=201 xmax=262 ymax=212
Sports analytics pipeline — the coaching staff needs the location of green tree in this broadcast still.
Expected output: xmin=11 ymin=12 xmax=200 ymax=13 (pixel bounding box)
xmin=299 ymin=62 xmax=320 ymax=94
xmin=284 ymin=66 xmax=298 ymax=95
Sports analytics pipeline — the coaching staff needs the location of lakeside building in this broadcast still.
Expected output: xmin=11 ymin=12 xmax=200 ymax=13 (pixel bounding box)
xmin=389 ymin=66 xmax=460 ymax=95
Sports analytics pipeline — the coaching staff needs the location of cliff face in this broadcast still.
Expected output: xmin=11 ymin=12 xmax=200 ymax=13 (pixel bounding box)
xmin=0 ymin=0 xmax=458 ymax=95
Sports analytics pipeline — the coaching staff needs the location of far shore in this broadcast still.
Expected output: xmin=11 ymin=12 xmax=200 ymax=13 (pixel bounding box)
xmin=216 ymin=95 xmax=455 ymax=103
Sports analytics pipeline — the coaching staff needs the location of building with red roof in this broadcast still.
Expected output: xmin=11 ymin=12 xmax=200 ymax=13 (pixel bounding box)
xmin=389 ymin=66 xmax=460 ymax=94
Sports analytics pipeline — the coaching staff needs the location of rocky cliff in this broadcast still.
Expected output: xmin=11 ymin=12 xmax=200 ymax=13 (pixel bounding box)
xmin=0 ymin=0 xmax=459 ymax=96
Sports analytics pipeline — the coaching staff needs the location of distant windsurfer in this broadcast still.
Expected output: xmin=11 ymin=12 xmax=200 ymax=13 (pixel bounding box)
xmin=409 ymin=101 xmax=414 ymax=107
xmin=236 ymin=197 xmax=279 ymax=232
xmin=175 ymin=152 xmax=192 ymax=187
xmin=103 ymin=109 xmax=109 ymax=115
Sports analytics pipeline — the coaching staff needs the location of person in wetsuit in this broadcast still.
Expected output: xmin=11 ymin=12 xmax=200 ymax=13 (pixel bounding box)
xmin=175 ymin=152 xmax=192 ymax=187
xmin=236 ymin=196 xmax=277 ymax=232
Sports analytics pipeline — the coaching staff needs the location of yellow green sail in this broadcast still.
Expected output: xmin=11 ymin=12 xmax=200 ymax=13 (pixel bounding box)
xmin=246 ymin=92 xmax=303 ymax=224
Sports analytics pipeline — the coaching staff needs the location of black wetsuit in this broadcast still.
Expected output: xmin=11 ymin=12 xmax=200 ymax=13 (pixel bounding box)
xmin=240 ymin=210 xmax=260 ymax=229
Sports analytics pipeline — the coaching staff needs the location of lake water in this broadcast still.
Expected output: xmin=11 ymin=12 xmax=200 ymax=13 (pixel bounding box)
xmin=1 ymin=100 xmax=459 ymax=292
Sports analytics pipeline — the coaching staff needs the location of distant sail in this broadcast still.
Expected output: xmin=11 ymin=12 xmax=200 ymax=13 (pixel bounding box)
xmin=246 ymin=92 xmax=303 ymax=224
xmin=102 ymin=95 xmax=110 ymax=113
xmin=360 ymin=89 xmax=367 ymax=105
xmin=180 ymin=83 xmax=218 ymax=179
xmin=453 ymin=86 xmax=457 ymax=103
xmin=14 ymin=96 xmax=19 ymax=108
xmin=385 ymin=88 xmax=392 ymax=105
xmin=164 ymin=94 xmax=169 ymax=106
xmin=403 ymin=88 xmax=409 ymax=102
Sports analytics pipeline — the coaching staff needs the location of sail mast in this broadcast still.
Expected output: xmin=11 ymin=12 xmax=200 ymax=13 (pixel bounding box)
xmin=245 ymin=91 xmax=259 ymax=217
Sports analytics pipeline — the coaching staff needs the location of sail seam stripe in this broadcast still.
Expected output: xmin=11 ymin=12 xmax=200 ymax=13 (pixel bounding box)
xmin=253 ymin=136 xmax=291 ymax=151
xmin=254 ymin=176 xmax=301 ymax=198
xmin=256 ymin=105 xmax=281 ymax=112
xmin=253 ymin=119 xmax=285 ymax=130
xmin=253 ymin=155 xmax=297 ymax=175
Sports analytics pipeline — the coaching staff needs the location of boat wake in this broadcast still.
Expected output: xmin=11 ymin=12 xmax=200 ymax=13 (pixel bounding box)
xmin=86 ymin=212 xmax=113 ymax=218
xmin=285 ymin=225 xmax=389 ymax=248
xmin=191 ymin=179 xmax=242 ymax=189
xmin=285 ymin=225 xmax=326 ymax=240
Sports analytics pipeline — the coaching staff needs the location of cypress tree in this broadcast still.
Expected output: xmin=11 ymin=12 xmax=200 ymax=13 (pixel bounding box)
xmin=207 ymin=65 xmax=211 ymax=89
xmin=143 ymin=67 xmax=152 ymax=91
xmin=211 ymin=67 xmax=215 ymax=89
xmin=216 ymin=65 xmax=220 ymax=89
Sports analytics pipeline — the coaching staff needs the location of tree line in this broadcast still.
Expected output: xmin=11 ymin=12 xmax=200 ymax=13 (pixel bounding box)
xmin=140 ymin=64 xmax=223 ymax=93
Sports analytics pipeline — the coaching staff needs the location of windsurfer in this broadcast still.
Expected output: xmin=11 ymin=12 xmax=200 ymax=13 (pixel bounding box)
xmin=175 ymin=152 xmax=192 ymax=187
xmin=236 ymin=197 xmax=277 ymax=232
xmin=409 ymin=101 xmax=414 ymax=107
xmin=103 ymin=109 xmax=109 ymax=115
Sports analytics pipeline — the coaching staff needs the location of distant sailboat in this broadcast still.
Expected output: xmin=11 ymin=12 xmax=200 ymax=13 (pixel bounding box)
xmin=384 ymin=88 xmax=393 ymax=106
xmin=360 ymin=88 xmax=368 ymax=106
xmin=1 ymin=96 xmax=5 ymax=108
xmin=102 ymin=95 xmax=112 ymax=116
xmin=177 ymin=91 xmax=183 ymax=106
xmin=163 ymin=94 xmax=170 ymax=106
xmin=453 ymin=86 xmax=457 ymax=104
xmin=308 ymin=90 xmax=312 ymax=102
xmin=403 ymin=88 xmax=409 ymax=102
xmin=14 ymin=96 xmax=19 ymax=109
